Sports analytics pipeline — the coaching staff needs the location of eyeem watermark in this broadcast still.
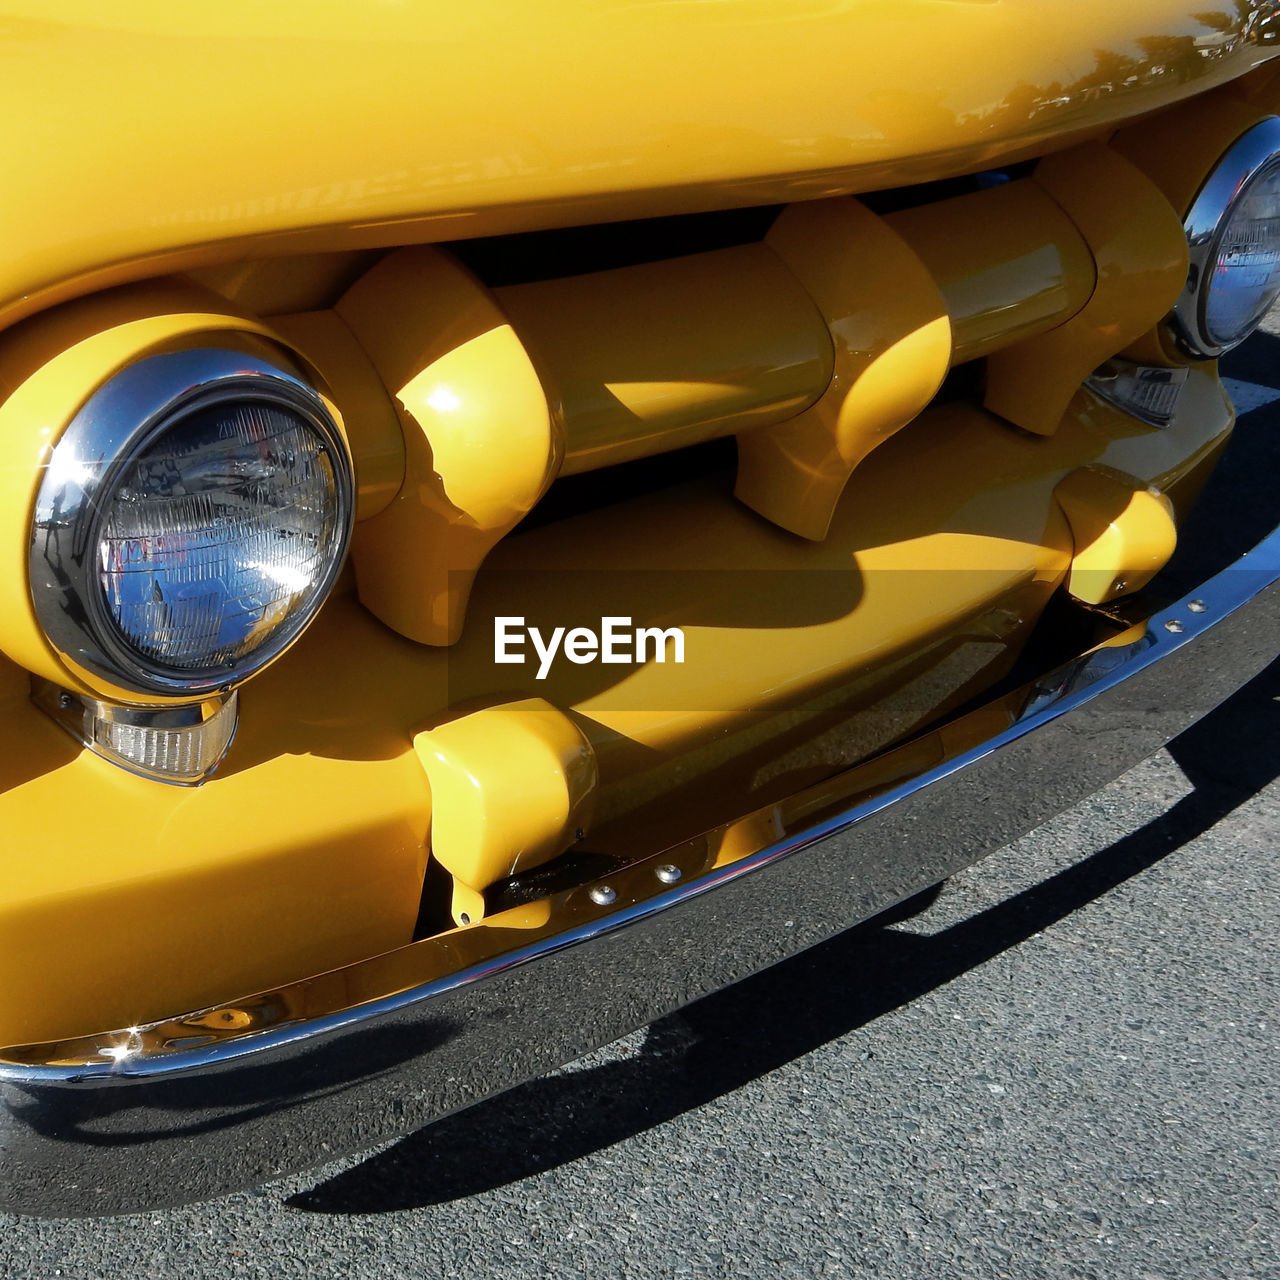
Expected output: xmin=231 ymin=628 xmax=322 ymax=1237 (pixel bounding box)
xmin=494 ymin=616 xmax=686 ymax=680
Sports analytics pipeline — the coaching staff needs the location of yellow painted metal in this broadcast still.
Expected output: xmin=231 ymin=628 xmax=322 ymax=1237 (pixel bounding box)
xmin=414 ymin=699 xmax=598 ymax=925
xmin=1236 ymin=59 xmax=1280 ymax=105
xmin=0 ymin=4 xmax=1274 ymax=334
xmin=496 ymin=245 xmax=833 ymax=475
xmin=321 ymin=145 xmax=1179 ymax=582
xmin=1054 ymin=468 xmax=1179 ymax=605
xmin=187 ymin=252 xmax=382 ymax=319
xmin=1113 ymin=92 xmax=1276 ymax=233
xmin=429 ymin=373 xmax=1233 ymax=846
xmin=886 ymin=182 xmax=1096 ymax=365
xmin=1067 ymin=360 xmax=1238 ymax=574
xmin=984 ymin=145 xmax=1190 ymax=435
xmin=0 ymin=281 xmax=348 ymax=705
xmin=0 ymin=358 xmax=1234 ymax=1042
xmin=1074 ymin=357 xmax=1236 ymax=498
xmin=338 ymin=248 xmax=558 ymax=646
xmin=270 ymin=309 xmax=406 ymax=521
xmin=735 ymin=198 xmax=951 ymax=540
xmin=0 ymin=612 xmax=432 ymax=1044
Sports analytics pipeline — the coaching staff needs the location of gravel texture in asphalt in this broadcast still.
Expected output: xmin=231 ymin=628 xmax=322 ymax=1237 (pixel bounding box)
xmin=1 ymin=322 xmax=1277 ymax=1280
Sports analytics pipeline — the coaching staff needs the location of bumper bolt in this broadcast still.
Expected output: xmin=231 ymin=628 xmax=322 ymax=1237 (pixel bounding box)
xmin=1187 ymin=600 xmax=1208 ymax=614
xmin=589 ymin=885 xmax=617 ymax=906
xmin=655 ymin=864 xmax=682 ymax=885
xmin=1164 ymin=619 xmax=1185 ymax=634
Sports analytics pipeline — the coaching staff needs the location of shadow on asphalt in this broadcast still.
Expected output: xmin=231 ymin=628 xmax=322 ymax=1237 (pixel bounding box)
xmin=290 ymin=656 xmax=1280 ymax=1215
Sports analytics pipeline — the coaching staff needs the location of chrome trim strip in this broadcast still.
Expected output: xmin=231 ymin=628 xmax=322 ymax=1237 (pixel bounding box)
xmin=2 ymin=523 xmax=1278 ymax=1215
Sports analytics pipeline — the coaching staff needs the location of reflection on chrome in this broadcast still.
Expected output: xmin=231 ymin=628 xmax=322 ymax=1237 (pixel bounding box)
xmin=1175 ymin=117 xmax=1280 ymax=358
xmin=97 ymin=1028 xmax=143 ymax=1066
xmin=30 ymin=346 xmax=354 ymax=699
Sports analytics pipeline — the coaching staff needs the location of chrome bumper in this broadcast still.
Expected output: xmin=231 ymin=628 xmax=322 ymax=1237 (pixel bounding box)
xmin=3 ymin=523 xmax=1278 ymax=1217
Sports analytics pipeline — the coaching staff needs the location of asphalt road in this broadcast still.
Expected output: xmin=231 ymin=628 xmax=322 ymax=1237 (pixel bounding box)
xmin=2 ymin=321 xmax=1277 ymax=1278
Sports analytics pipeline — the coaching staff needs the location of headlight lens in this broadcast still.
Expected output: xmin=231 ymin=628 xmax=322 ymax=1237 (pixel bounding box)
xmin=32 ymin=347 xmax=354 ymax=697
xmin=1175 ymin=117 xmax=1280 ymax=358
xmin=1202 ymin=160 xmax=1280 ymax=347
xmin=99 ymin=399 xmax=342 ymax=674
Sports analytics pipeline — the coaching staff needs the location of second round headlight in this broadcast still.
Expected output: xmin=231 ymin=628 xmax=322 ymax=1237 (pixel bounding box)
xmin=1175 ymin=116 xmax=1280 ymax=358
xmin=32 ymin=347 xmax=355 ymax=698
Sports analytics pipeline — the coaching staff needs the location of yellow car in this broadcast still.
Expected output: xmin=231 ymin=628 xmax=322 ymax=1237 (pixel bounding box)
xmin=1 ymin=0 xmax=1279 ymax=1215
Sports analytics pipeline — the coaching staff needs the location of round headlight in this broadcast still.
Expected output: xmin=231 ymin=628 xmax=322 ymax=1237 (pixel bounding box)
xmin=1174 ymin=116 xmax=1280 ymax=359
xmin=31 ymin=347 xmax=354 ymax=697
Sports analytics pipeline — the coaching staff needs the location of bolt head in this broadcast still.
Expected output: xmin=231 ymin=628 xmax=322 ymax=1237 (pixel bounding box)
xmin=57 ymin=692 xmax=75 ymax=710
xmin=1187 ymin=599 xmax=1208 ymax=614
xmin=655 ymin=864 xmax=682 ymax=885
xmin=1164 ymin=619 xmax=1185 ymax=634
xmin=589 ymin=885 xmax=617 ymax=907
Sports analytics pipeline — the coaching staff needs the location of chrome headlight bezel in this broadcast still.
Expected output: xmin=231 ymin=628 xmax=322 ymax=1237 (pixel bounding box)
xmin=30 ymin=346 xmax=355 ymax=699
xmin=1173 ymin=115 xmax=1280 ymax=360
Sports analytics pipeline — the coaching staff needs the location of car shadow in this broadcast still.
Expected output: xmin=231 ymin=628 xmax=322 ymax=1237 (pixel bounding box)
xmin=289 ymin=656 xmax=1280 ymax=1216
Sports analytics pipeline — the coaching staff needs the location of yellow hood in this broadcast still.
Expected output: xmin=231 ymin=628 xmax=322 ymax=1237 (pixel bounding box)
xmin=0 ymin=0 xmax=1275 ymax=328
